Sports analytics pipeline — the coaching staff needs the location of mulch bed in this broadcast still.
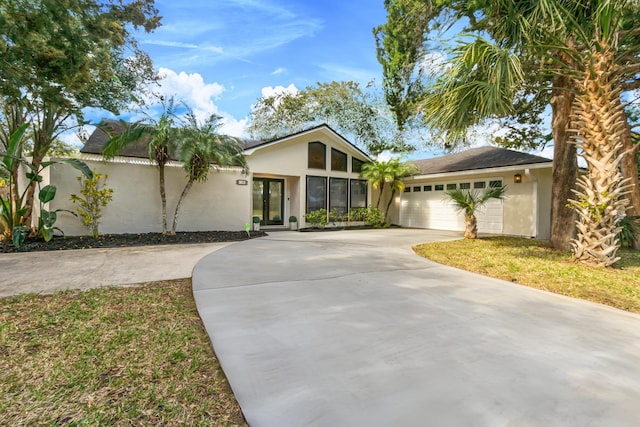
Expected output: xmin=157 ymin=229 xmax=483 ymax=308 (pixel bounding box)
xmin=1 ymin=230 xmax=267 ymax=253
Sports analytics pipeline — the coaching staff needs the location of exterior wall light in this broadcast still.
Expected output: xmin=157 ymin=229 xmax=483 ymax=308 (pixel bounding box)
xmin=236 ymin=179 xmax=248 ymax=185
xmin=514 ymin=173 xmax=522 ymax=184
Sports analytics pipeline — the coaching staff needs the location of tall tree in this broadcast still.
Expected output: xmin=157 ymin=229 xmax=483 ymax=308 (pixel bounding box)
xmin=102 ymin=99 xmax=179 ymax=235
xmin=0 ymin=0 xmax=161 ymax=230
xmin=248 ymin=81 xmax=413 ymax=155
xmin=171 ymin=111 xmax=248 ymax=235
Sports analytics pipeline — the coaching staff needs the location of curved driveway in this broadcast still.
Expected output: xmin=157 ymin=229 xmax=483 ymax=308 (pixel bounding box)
xmin=193 ymin=229 xmax=640 ymax=427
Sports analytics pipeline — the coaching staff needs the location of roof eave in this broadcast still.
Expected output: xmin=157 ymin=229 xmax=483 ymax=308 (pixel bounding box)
xmin=408 ymin=162 xmax=552 ymax=181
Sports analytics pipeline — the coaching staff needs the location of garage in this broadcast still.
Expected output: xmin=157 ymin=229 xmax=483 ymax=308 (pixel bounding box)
xmin=399 ymin=179 xmax=504 ymax=234
xmin=390 ymin=146 xmax=554 ymax=239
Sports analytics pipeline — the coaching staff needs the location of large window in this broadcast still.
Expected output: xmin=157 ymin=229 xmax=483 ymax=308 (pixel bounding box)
xmin=350 ymin=179 xmax=367 ymax=208
xmin=352 ymin=158 xmax=365 ymax=174
xmin=331 ymin=148 xmax=347 ymax=172
xmin=308 ymin=142 xmax=326 ymax=169
xmin=306 ymin=176 xmax=327 ymax=213
xmin=329 ymin=178 xmax=348 ymax=218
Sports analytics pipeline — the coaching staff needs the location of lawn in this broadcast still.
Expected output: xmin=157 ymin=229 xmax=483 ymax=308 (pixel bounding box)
xmin=0 ymin=279 xmax=246 ymax=426
xmin=413 ymin=237 xmax=640 ymax=313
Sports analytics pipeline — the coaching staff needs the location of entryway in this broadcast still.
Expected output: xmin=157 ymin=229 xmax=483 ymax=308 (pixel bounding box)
xmin=252 ymin=178 xmax=284 ymax=226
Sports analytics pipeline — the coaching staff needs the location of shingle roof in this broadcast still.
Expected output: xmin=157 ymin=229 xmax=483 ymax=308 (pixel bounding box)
xmin=81 ymin=119 xmax=265 ymax=159
xmin=409 ymin=146 xmax=552 ymax=175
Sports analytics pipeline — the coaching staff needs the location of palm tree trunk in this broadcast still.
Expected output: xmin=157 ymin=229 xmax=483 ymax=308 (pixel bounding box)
xmin=465 ymin=214 xmax=478 ymax=239
xmin=171 ymin=179 xmax=194 ymax=235
xmin=569 ymin=50 xmax=630 ymax=267
xmin=158 ymin=164 xmax=168 ymax=235
xmin=376 ymin=182 xmax=385 ymax=210
xmin=384 ymin=188 xmax=395 ymax=223
xmin=549 ymin=74 xmax=578 ymax=250
xmin=620 ymin=118 xmax=640 ymax=249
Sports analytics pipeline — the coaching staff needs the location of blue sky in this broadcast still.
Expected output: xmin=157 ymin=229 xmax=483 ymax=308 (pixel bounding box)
xmin=113 ymin=0 xmax=388 ymax=138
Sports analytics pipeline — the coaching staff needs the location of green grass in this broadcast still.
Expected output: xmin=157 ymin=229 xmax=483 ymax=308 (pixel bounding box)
xmin=413 ymin=237 xmax=640 ymax=313
xmin=0 ymin=279 xmax=246 ymax=426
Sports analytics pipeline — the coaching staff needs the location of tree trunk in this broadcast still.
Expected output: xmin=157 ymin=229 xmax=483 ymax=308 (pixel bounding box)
xmin=569 ymin=50 xmax=629 ymax=267
xmin=465 ymin=214 xmax=477 ymax=239
xmin=171 ymin=179 xmax=194 ymax=235
xmin=549 ymin=75 xmax=578 ymax=250
xmin=21 ymin=156 xmax=41 ymax=230
xmin=384 ymin=188 xmax=396 ymax=223
xmin=158 ymin=163 xmax=168 ymax=235
xmin=376 ymin=182 xmax=385 ymax=209
xmin=620 ymin=118 xmax=640 ymax=249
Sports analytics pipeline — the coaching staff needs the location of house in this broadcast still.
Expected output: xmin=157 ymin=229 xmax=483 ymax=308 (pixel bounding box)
xmin=389 ymin=146 xmax=553 ymax=239
xmin=47 ymin=123 xmax=373 ymax=234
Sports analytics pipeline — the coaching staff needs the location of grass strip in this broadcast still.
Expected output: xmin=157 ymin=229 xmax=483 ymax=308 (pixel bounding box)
xmin=0 ymin=279 xmax=246 ymax=426
xmin=413 ymin=237 xmax=640 ymax=313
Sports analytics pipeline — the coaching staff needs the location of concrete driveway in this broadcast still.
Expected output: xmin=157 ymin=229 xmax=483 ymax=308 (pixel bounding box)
xmin=193 ymin=229 xmax=640 ymax=427
xmin=0 ymin=242 xmax=230 ymax=298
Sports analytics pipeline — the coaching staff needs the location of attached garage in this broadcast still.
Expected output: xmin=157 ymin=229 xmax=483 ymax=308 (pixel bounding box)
xmin=391 ymin=147 xmax=553 ymax=239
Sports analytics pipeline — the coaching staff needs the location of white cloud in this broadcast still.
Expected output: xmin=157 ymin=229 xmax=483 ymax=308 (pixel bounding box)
xmin=271 ymin=67 xmax=287 ymax=75
xmin=260 ymin=84 xmax=299 ymax=98
xmin=141 ymin=39 xmax=224 ymax=54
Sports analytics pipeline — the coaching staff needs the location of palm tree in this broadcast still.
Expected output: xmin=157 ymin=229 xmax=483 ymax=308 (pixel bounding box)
xmin=445 ymin=185 xmax=506 ymax=239
xmin=102 ymin=98 xmax=178 ymax=235
xmin=361 ymin=159 xmax=418 ymax=222
xmin=170 ymin=110 xmax=247 ymax=235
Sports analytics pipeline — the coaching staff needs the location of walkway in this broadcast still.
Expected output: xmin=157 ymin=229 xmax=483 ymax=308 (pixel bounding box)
xmin=193 ymin=229 xmax=640 ymax=427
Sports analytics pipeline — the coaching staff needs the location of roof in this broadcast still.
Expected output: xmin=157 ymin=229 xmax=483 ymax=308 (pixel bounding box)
xmin=82 ymin=119 xmax=159 ymax=160
xmin=408 ymin=146 xmax=552 ymax=175
xmin=82 ymin=121 xmax=370 ymax=161
xmin=243 ymin=124 xmax=372 ymax=161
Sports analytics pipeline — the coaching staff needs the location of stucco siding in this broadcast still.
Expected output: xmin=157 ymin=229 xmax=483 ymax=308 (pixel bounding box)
xmin=49 ymin=158 xmax=248 ymax=236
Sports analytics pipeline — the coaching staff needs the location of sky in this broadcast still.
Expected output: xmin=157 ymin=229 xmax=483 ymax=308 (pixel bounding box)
xmin=90 ymin=0 xmax=389 ymax=140
xmin=79 ymin=0 xmax=556 ymax=160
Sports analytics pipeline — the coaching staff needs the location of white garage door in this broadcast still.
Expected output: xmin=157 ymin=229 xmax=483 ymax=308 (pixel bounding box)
xmin=399 ymin=180 xmax=503 ymax=234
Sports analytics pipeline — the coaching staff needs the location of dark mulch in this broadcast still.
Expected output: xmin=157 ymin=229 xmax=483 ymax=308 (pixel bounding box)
xmin=1 ymin=230 xmax=267 ymax=253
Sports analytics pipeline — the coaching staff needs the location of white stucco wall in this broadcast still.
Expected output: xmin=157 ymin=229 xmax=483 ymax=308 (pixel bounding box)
xmin=48 ymin=157 xmax=249 ymax=236
xmin=246 ymin=127 xmax=371 ymax=228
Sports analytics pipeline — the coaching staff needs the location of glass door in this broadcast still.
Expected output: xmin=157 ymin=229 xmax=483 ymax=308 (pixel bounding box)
xmin=252 ymin=178 xmax=284 ymax=225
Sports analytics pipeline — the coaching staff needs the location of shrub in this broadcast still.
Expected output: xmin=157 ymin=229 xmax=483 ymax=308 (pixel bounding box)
xmin=304 ymin=209 xmax=328 ymax=228
xmin=70 ymin=172 xmax=114 ymax=238
xmin=618 ymin=215 xmax=640 ymax=248
xmin=347 ymin=207 xmax=387 ymax=228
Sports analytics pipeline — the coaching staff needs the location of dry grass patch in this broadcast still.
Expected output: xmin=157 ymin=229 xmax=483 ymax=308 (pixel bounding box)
xmin=0 ymin=279 xmax=246 ymax=426
xmin=413 ymin=237 xmax=640 ymax=313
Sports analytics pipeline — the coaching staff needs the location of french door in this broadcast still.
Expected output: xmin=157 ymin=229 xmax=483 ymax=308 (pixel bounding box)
xmin=252 ymin=178 xmax=284 ymax=225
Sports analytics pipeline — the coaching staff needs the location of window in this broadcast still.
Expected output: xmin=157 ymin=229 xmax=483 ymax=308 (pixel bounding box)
xmin=404 ymin=187 xmax=411 ymax=193
xmin=329 ymin=178 xmax=348 ymax=218
xmin=435 ymin=184 xmax=444 ymax=191
xmin=489 ymin=180 xmax=503 ymax=188
xmin=446 ymin=183 xmax=457 ymax=190
xmin=308 ymin=142 xmax=326 ymax=169
xmin=413 ymin=186 xmax=421 ymax=192
xmin=424 ymin=185 xmax=432 ymax=192
xmin=331 ymin=148 xmax=347 ymax=172
xmin=350 ymin=180 xmax=367 ymax=208
xmin=306 ymin=176 xmax=327 ymax=213
xmin=460 ymin=182 xmax=471 ymax=190
xmin=474 ymin=181 xmax=486 ymax=189
xmin=352 ymin=158 xmax=365 ymax=174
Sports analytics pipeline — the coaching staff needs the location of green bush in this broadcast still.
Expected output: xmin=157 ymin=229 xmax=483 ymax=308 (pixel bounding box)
xmin=304 ymin=209 xmax=328 ymax=228
xmin=618 ymin=215 xmax=640 ymax=248
xmin=347 ymin=207 xmax=387 ymax=228
xmin=70 ymin=172 xmax=114 ymax=238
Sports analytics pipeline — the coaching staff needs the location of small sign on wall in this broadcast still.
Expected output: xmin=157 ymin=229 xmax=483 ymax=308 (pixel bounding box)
xmin=236 ymin=179 xmax=248 ymax=185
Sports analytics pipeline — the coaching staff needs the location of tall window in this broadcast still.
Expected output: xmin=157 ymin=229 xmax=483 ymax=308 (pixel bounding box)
xmin=308 ymin=142 xmax=326 ymax=169
xmin=329 ymin=178 xmax=348 ymax=218
xmin=331 ymin=148 xmax=347 ymax=172
xmin=352 ymin=158 xmax=365 ymax=174
xmin=306 ymin=176 xmax=327 ymax=213
xmin=350 ymin=180 xmax=367 ymax=208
